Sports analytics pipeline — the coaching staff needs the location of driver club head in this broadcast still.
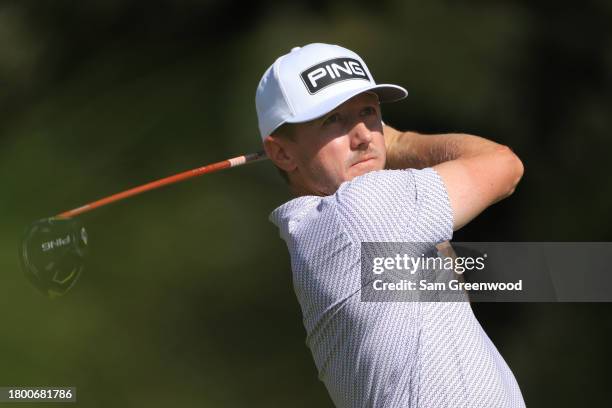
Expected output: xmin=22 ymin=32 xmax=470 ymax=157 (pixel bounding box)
xmin=20 ymin=217 xmax=88 ymax=298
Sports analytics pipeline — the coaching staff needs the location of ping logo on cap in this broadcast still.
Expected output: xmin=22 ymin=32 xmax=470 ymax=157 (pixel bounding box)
xmin=300 ymin=57 xmax=371 ymax=94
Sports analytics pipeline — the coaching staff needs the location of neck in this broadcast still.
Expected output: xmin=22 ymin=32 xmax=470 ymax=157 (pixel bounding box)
xmin=288 ymin=176 xmax=327 ymax=198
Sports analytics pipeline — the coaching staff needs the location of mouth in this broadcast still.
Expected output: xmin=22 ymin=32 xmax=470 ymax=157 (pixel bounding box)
xmin=351 ymin=156 xmax=376 ymax=167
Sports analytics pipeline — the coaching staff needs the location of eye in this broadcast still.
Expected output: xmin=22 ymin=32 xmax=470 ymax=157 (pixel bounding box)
xmin=322 ymin=112 xmax=341 ymax=126
xmin=361 ymin=106 xmax=377 ymax=116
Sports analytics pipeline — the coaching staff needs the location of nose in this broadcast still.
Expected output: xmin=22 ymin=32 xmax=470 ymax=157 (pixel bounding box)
xmin=349 ymin=121 xmax=373 ymax=150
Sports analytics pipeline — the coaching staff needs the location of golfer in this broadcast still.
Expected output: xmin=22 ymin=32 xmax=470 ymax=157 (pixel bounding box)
xmin=256 ymin=43 xmax=525 ymax=407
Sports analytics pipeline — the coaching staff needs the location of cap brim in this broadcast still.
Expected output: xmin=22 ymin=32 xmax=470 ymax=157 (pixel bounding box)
xmin=285 ymin=84 xmax=408 ymax=125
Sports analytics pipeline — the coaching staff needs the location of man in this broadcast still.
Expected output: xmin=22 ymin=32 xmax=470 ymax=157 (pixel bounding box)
xmin=256 ymin=43 xmax=525 ymax=407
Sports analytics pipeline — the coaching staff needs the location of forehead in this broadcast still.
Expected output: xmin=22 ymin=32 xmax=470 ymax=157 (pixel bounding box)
xmin=304 ymin=91 xmax=379 ymax=125
xmin=335 ymin=91 xmax=380 ymax=109
xmin=284 ymin=91 xmax=380 ymax=140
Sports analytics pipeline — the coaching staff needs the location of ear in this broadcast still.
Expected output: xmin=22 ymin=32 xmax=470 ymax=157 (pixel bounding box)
xmin=263 ymin=135 xmax=297 ymax=172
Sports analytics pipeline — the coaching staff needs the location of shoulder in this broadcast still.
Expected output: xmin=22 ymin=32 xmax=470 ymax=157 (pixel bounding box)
xmin=335 ymin=168 xmax=445 ymax=205
xmin=337 ymin=169 xmax=412 ymax=194
xmin=269 ymin=195 xmax=322 ymax=236
xmin=333 ymin=168 xmax=452 ymax=242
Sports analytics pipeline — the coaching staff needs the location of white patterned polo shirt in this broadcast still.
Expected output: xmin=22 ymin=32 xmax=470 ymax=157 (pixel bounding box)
xmin=270 ymin=168 xmax=525 ymax=408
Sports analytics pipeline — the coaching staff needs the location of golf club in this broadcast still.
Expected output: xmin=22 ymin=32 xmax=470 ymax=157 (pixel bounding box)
xmin=20 ymin=151 xmax=268 ymax=297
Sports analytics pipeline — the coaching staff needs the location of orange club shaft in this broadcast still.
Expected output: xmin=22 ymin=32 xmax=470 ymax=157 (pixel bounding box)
xmin=56 ymin=151 xmax=267 ymax=219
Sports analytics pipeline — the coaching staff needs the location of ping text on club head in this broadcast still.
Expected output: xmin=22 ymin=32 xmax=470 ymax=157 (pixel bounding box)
xmin=41 ymin=235 xmax=71 ymax=252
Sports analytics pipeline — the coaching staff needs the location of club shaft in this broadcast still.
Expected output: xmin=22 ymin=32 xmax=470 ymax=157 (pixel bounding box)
xmin=56 ymin=151 xmax=268 ymax=219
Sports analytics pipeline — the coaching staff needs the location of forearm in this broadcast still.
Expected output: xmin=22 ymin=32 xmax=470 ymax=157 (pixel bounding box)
xmin=384 ymin=125 xmax=507 ymax=170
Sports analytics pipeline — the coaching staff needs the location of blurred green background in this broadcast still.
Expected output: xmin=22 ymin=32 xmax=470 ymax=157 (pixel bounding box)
xmin=1 ymin=0 xmax=611 ymax=406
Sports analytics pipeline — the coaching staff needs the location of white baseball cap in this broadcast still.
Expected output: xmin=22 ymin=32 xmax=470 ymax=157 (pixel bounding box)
xmin=255 ymin=43 xmax=408 ymax=139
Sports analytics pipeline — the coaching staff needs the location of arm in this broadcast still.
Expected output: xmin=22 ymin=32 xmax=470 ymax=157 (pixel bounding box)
xmin=383 ymin=125 xmax=524 ymax=231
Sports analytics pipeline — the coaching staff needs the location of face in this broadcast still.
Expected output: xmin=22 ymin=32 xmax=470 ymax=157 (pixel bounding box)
xmin=267 ymin=92 xmax=386 ymax=196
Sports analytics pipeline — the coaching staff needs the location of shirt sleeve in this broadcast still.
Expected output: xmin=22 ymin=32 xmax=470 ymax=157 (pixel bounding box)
xmin=333 ymin=168 xmax=454 ymax=243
